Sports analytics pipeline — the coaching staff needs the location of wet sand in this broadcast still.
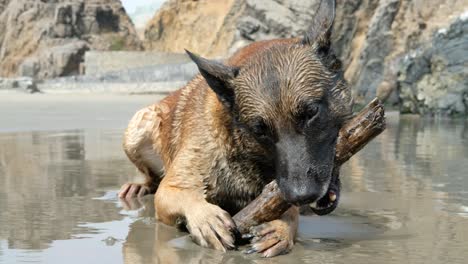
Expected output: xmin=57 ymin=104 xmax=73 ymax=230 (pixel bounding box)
xmin=0 ymin=94 xmax=160 ymax=132
xmin=0 ymin=95 xmax=467 ymax=263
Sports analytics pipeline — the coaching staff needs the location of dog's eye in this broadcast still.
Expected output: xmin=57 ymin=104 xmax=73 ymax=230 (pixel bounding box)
xmin=296 ymin=103 xmax=321 ymax=132
xmin=250 ymin=119 xmax=271 ymax=139
xmin=304 ymin=104 xmax=319 ymax=121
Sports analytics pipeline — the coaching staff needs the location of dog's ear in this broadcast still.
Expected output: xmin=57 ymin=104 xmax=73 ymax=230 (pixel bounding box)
xmin=302 ymin=0 xmax=335 ymax=52
xmin=186 ymin=50 xmax=239 ymax=109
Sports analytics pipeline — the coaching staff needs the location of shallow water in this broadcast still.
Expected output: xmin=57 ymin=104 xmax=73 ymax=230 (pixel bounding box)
xmin=0 ymin=111 xmax=467 ymax=264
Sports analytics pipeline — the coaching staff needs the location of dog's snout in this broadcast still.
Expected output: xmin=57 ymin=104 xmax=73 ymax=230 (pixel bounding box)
xmin=306 ymin=167 xmax=316 ymax=179
xmin=283 ymin=187 xmax=320 ymax=205
xmin=307 ymin=165 xmax=332 ymax=184
xmin=280 ymin=167 xmax=329 ymax=205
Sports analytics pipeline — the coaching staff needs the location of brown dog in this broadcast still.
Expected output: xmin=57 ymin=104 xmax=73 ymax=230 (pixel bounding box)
xmin=119 ymin=0 xmax=353 ymax=257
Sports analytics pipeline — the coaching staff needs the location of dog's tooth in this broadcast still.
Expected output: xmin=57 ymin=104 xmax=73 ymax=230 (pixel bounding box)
xmin=329 ymin=192 xmax=337 ymax=202
xmin=309 ymin=201 xmax=317 ymax=209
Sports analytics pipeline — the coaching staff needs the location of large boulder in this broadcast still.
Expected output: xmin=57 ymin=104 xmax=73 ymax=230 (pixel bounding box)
xmin=351 ymin=0 xmax=400 ymax=101
xmin=19 ymin=41 xmax=90 ymax=79
xmin=398 ymin=15 xmax=468 ymax=115
xmin=0 ymin=77 xmax=39 ymax=93
xmin=144 ymin=0 xmax=241 ymax=57
xmin=0 ymin=0 xmax=142 ymax=79
xmin=143 ymin=0 xmax=321 ymax=57
xmin=332 ymin=0 xmax=467 ymax=107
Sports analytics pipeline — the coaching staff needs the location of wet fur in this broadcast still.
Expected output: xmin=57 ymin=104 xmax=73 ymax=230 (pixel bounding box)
xmin=121 ymin=0 xmax=352 ymax=257
xmin=123 ymin=38 xmax=351 ymax=213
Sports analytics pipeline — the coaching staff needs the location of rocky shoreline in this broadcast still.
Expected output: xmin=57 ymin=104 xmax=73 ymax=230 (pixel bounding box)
xmin=0 ymin=0 xmax=467 ymax=116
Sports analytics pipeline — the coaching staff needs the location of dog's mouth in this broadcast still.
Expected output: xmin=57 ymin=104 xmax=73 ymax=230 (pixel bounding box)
xmin=309 ymin=177 xmax=340 ymax=215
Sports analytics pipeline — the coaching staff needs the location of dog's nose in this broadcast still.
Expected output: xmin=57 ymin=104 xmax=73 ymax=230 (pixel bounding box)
xmin=283 ymin=187 xmax=320 ymax=205
xmin=307 ymin=167 xmax=318 ymax=179
xmin=307 ymin=166 xmax=329 ymax=184
xmin=281 ymin=168 xmax=324 ymax=204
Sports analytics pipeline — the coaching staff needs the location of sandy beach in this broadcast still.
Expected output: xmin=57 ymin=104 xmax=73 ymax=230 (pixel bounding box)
xmin=0 ymin=94 xmax=161 ymax=132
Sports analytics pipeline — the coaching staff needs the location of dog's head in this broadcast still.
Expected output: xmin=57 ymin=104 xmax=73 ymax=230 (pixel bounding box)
xmin=187 ymin=0 xmax=353 ymax=205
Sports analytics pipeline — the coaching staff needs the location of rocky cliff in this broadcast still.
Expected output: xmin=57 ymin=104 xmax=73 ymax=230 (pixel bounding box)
xmin=398 ymin=14 xmax=468 ymax=115
xmin=144 ymin=0 xmax=468 ymax=115
xmin=0 ymin=0 xmax=142 ymax=79
xmin=144 ymin=0 xmax=242 ymax=57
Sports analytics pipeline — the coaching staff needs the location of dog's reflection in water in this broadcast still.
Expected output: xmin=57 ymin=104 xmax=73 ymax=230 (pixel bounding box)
xmin=119 ymin=195 xmax=371 ymax=264
xmin=120 ymin=195 xmax=256 ymax=264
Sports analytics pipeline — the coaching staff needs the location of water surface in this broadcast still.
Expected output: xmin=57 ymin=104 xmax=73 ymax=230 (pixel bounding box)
xmin=0 ymin=110 xmax=467 ymax=264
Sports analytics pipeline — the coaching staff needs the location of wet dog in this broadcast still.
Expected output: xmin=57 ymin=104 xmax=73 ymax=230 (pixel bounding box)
xmin=119 ymin=0 xmax=352 ymax=257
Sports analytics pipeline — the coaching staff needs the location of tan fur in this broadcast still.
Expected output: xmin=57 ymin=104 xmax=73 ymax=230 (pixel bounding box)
xmin=120 ymin=40 xmax=304 ymax=254
xmin=120 ymin=4 xmax=352 ymax=254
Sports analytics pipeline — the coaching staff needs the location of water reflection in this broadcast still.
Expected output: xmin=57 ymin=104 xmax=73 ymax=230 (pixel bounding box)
xmin=0 ymin=130 xmax=135 ymax=252
xmin=0 ymin=115 xmax=467 ymax=264
xmin=121 ymin=196 xmax=384 ymax=264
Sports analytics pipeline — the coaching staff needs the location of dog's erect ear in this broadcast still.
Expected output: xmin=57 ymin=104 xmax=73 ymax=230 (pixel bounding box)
xmin=186 ymin=50 xmax=239 ymax=108
xmin=302 ymin=0 xmax=335 ymax=51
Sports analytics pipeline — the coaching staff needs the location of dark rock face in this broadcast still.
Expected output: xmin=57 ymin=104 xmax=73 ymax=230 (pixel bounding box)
xmin=236 ymin=0 xmax=319 ymax=42
xmin=352 ymin=0 xmax=400 ymax=101
xmin=20 ymin=41 xmax=90 ymax=79
xmin=231 ymin=0 xmax=339 ymax=57
xmin=226 ymin=0 xmax=467 ymax=115
xmin=332 ymin=0 xmax=374 ymax=63
xmin=398 ymin=16 xmax=468 ymax=115
xmin=0 ymin=0 xmax=142 ymax=79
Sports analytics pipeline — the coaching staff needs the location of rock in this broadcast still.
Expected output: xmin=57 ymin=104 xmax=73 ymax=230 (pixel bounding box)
xmin=102 ymin=236 xmax=120 ymax=246
xmin=144 ymin=0 xmax=321 ymax=58
xmin=0 ymin=0 xmax=10 ymax=13
xmin=398 ymin=15 xmax=468 ymax=115
xmin=0 ymin=0 xmax=142 ymax=79
xmin=346 ymin=0 xmax=468 ymax=108
xmin=376 ymin=80 xmax=396 ymax=103
xmin=239 ymin=0 xmax=318 ymax=40
xmin=20 ymin=41 xmax=89 ymax=79
xmin=0 ymin=77 xmax=40 ymax=93
xmin=144 ymin=0 xmax=242 ymax=58
xmin=143 ymin=0 xmax=467 ymax=115
xmin=352 ymin=0 xmax=400 ymax=101
xmin=237 ymin=16 xmax=268 ymax=41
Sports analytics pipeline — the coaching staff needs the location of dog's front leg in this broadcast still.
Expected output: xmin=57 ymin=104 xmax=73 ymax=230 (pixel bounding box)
xmin=154 ymin=171 xmax=237 ymax=252
xmin=244 ymin=205 xmax=299 ymax=257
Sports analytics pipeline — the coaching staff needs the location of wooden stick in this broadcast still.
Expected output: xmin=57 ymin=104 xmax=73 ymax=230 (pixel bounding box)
xmin=233 ymin=98 xmax=386 ymax=234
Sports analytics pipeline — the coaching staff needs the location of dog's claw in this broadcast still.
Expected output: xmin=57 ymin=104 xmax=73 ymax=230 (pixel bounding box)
xmin=245 ymin=220 xmax=295 ymax=257
xmin=185 ymin=203 xmax=236 ymax=252
xmin=118 ymin=183 xmax=150 ymax=199
xmin=244 ymin=247 xmax=257 ymax=254
xmin=242 ymin=233 xmax=254 ymax=240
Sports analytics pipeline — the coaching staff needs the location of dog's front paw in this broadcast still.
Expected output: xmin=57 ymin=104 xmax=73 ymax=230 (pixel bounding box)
xmin=118 ymin=183 xmax=151 ymax=198
xmin=185 ymin=203 xmax=237 ymax=251
xmin=243 ymin=220 xmax=295 ymax=257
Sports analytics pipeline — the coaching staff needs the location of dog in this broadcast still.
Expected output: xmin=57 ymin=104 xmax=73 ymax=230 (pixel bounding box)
xmin=119 ymin=0 xmax=353 ymax=257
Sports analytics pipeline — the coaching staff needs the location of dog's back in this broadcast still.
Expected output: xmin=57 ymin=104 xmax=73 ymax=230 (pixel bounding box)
xmin=124 ymin=38 xmax=299 ymax=180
